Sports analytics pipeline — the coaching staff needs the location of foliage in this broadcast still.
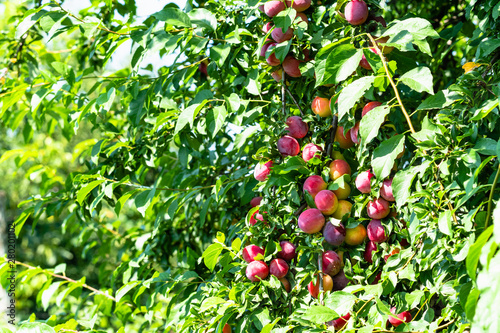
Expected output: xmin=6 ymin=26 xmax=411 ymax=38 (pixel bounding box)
xmin=0 ymin=0 xmax=499 ymax=332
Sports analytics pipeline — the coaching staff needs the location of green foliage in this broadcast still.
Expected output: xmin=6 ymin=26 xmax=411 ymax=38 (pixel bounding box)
xmin=0 ymin=0 xmax=499 ymax=332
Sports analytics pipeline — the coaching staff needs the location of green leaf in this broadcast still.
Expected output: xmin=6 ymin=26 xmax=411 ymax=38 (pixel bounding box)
xmin=438 ymin=210 xmax=452 ymax=236
xmin=207 ymin=106 xmax=227 ymax=138
xmin=476 ymin=38 xmax=500 ymax=59
xmin=260 ymin=318 xmax=280 ymax=333
xmin=359 ymin=105 xmax=390 ymax=144
xmin=42 ymin=281 xmax=65 ymax=311
xmin=383 ymin=18 xmax=439 ymax=41
xmin=77 ymin=179 xmax=105 ymax=205
xmin=16 ymin=9 xmax=48 ymax=39
xmin=203 ymin=243 xmax=223 ymax=271
xmin=200 ymin=296 xmax=226 ymax=312
xmin=321 ymin=44 xmax=362 ymax=85
xmin=371 ymin=134 xmax=405 ymax=180
xmin=18 ymin=323 xmax=56 ymax=333
xmin=474 ymin=138 xmax=498 ymax=156
xmin=466 ymin=225 xmax=493 ymax=280
xmin=470 ymin=99 xmax=499 ymax=121
xmin=323 ymin=291 xmax=357 ymax=314
xmin=302 ymin=305 xmax=338 ymax=323
xmin=153 ymin=8 xmax=191 ymax=27
xmin=399 ymin=67 xmax=434 ymax=95
xmin=135 ymin=187 xmax=156 ymax=217
xmin=274 ymin=7 xmax=296 ymax=32
xmin=188 ymin=9 xmax=216 ymax=31
xmin=174 ymin=101 xmax=207 ymax=134
xmin=392 ymin=161 xmax=431 ymax=208
xmin=338 ymin=76 xmax=376 ymax=120
xmin=417 ymin=89 xmax=462 ymax=110
xmin=210 ymin=44 xmax=231 ymax=68
xmin=116 ymin=281 xmax=141 ymax=302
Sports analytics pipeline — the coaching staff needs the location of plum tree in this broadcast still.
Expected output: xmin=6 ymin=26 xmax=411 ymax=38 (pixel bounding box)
xmin=298 ymin=209 xmax=325 ymax=234
xmin=264 ymin=0 xmax=286 ymax=17
xmin=345 ymin=224 xmax=367 ymax=245
xmin=302 ymin=143 xmax=322 ymax=162
xmin=277 ymin=135 xmax=300 ymax=156
xmin=282 ymin=56 xmax=301 ymax=77
xmin=388 ymin=307 xmax=412 ymax=327
xmin=314 ymin=190 xmax=338 ymax=215
xmin=332 ymin=200 xmax=352 ymax=219
xmin=355 ymin=170 xmax=374 ymax=193
xmin=286 ymin=0 xmax=311 ymax=12
xmin=269 ymin=258 xmax=289 ymax=278
xmin=254 ymin=160 xmax=273 ymax=181
xmin=242 ymin=244 xmax=265 ymax=262
xmin=380 ymin=178 xmax=395 ymax=202
xmin=246 ymin=261 xmax=269 ymax=282
xmin=344 ymin=0 xmax=369 ymax=25
xmin=285 ymin=116 xmax=308 ymax=139
xmin=271 ymin=27 xmax=294 ymax=43
xmin=329 ymin=159 xmax=352 ymax=180
xmin=335 ymin=126 xmax=354 ymax=149
xmin=364 ymin=240 xmax=377 ymax=263
xmin=277 ymin=241 xmax=297 ymax=261
xmin=367 ymin=198 xmax=390 ymax=219
xmin=311 ymin=97 xmax=331 ymax=117
xmin=322 ymin=250 xmax=342 ymax=276
xmin=303 ymin=175 xmax=327 ymax=198
xmin=333 ymin=182 xmax=351 ymax=200
xmin=367 ymin=219 xmax=387 ymax=243
xmin=250 ymin=196 xmax=262 ymax=207
xmin=324 ymin=222 xmax=346 ymax=246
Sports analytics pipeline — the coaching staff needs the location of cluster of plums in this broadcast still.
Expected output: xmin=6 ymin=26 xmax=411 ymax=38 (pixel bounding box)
xmin=237 ymin=0 xmax=412 ymax=330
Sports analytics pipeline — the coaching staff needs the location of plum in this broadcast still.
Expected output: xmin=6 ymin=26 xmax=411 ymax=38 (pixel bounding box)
xmin=283 ymin=56 xmax=301 ymax=77
xmin=269 ymin=258 xmax=289 ymax=278
xmin=323 ymin=250 xmax=342 ymax=276
xmin=344 ymin=0 xmax=368 ymax=26
xmin=328 ymin=313 xmax=351 ymax=330
xmin=355 ymin=170 xmax=374 ymax=193
xmin=279 ymin=277 xmax=291 ymax=292
xmin=254 ymin=160 xmax=273 ymax=181
xmin=362 ymin=101 xmax=382 ymax=117
xmin=298 ymin=208 xmax=325 ymax=234
xmin=367 ymin=219 xmax=387 ymax=243
xmin=303 ymin=175 xmax=327 ymax=198
xmin=367 ymin=198 xmax=390 ymax=219
xmin=246 ymin=260 xmax=269 ymax=282
xmin=388 ymin=307 xmax=412 ymax=327
xmin=331 ymin=270 xmax=350 ymax=291
xmin=315 ymin=190 xmax=338 ymax=215
xmin=271 ymin=27 xmax=294 ymax=43
xmin=333 ymin=182 xmax=351 ymax=200
xmin=311 ymin=97 xmax=331 ymax=117
xmin=285 ymin=116 xmax=308 ymax=139
xmin=345 ymin=223 xmax=367 ymax=245
xmin=242 ymin=244 xmax=265 ymax=262
xmin=324 ymin=221 xmax=346 ymax=246
xmin=264 ymin=0 xmax=286 ymax=17
xmin=286 ymin=0 xmax=311 ymax=12
xmin=335 ymin=126 xmax=354 ymax=149
xmin=250 ymin=196 xmax=262 ymax=207
xmin=332 ymin=200 xmax=352 ymax=219
xmin=277 ymin=135 xmax=300 ymax=156
xmin=249 ymin=209 xmax=265 ymax=226
xmin=302 ymin=143 xmax=322 ymax=162
xmin=380 ymin=178 xmax=395 ymax=202
xmin=277 ymin=241 xmax=297 ymax=261
xmin=364 ymin=241 xmax=377 ymax=263
xmin=329 ymin=159 xmax=352 ymax=180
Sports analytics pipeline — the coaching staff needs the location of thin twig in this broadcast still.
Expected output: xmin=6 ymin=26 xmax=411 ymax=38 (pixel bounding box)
xmin=318 ymin=256 xmax=324 ymax=305
xmin=284 ymin=86 xmax=304 ymax=116
xmin=327 ymin=115 xmax=338 ymax=158
xmin=282 ymin=70 xmax=286 ymax=116
xmin=485 ymin=163 xmax=500 ymax=228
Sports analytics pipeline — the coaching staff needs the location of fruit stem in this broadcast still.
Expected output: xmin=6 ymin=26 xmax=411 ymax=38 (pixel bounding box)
xmin=367 ymin=34 xmax=416 ymax=134
xmin=327 ymin=115 xmax=338 ymax=158
xmin=282 ymin=70 xmax=286 ymax=115
xmin=484 ymin=163 xmax=500 ymax=229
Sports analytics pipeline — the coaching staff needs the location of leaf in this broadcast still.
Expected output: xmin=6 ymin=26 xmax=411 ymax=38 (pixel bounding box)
xmin=323 ymin=291 xmax=357 ymax=314
xmin=321 ymin=44 xmax=362 ymax=85
xmin=174 ymin=102 xmax=207 ymax=134
xmin=470 ymin=99 xmax=499 ymax=120
xmin=399 ymin=67 xmax=434 ymax=95
xmin=210 ymin=44 xmax=231 ymax=68
xmin=18 ymin=323 xmax=56 ymax=333
xmin=462 ymin=62 xmax=482 ymax=73
xmin=359 ymin=105 xmax=390 ymax=144
xmin=153 ymin=8 xmax=191 ymax=27
xmin=42 ymin=281 xmax=64 ymax=310
xmin=371 ymin=134 xmax=405 ymax=180
xmin=135 ymin=187 xmax=156 ymax=217
xmin=466 ymin=225 xmax=493 ymax=280
xmin=203 ymin=243 xmax=223 ymax=271
xmin=392 ymin=161 xmax=431 ymax=208
xmin=207 ymin=105 xmax=227 ymax=138
xmin=337 ymin=76 xmax=376 ymax=120
xmin=260 ymin=318 xmax=280 ymax=333
xmin=438 ymin=210 xmax=452 ymax=236
xmin=417 ymin=89 xmax=462 ymax=110
xmin=116 ymin=281 xmax=141 ymax=302
xmin=16 ymin=9 xmax=48 ymax=39
xmin=77 ymin=179 xmax=105 ymax=205
xmin=301 ymin=305 xmax=338 ymax=324
xmin=476 ymin=38 xmax=500 ymax=59
xmin=273 ymin=7 xmax=296 ymax=32
xmin=383 ymin=18 xmax=439 ymax=41
xmin=474 ymin=138 xmax=498 ymax=156
xmin=188 ymin=9 xmax=216 ymax=31
xmin=200 ymin=296 xmax=226 ymax=312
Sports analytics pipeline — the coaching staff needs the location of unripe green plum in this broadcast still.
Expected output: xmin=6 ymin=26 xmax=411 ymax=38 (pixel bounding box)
xmin=323 ymin=221 xmax=346 ymax=246
xmin=345 ymin=223 xmax=367 ymax=245
xmin=329 ymin=159 xmax=352 ymax=180
xmin=246 ymin=260 xmax=269 ymax=282
xmin=362 ymin=101 xmax=382 ymax=117
xmin=323 ymin=250 xmax=342 ymax=276
xmin=380 ymin=178 xmax=395 ymax=202
xmin=283 ymin=56 xmax=301 ymax=77
xmin=335 ymin=126 xmax=354 ymax=148
xmin=303 ymin=175 xmax=327 ymax=198
xmin=264 ymin=0 xmax=286 ymax=17
xmin=302 ymin=143 xmax=322 ymax=162
xmin=298 ymin=208 xmax=325 ymax=234
xmin=271 ymin=27 xmax=294 ymax=43
xmin=242 ymin=244 xmax=265 ymax=262
xmin=355 ymin=169 xmax=374 ymax=193
xmin=285 ymin=116 xmax=308 ymax=139
xmin=367 ymin=219 xmax=387 ymax=243
xmin=333 ymin=182 xmax=351 ymax=200
xmin=311 ymin=97 xmax=331 ymax=117
xmin=315 ymin=190 xmax=338 ymax=215
xmin=364 ymin=240 xmax=377 ymax=263
xmin=332 ymin=200 xmax=352 ymax=219
xmin=254 ymin=160 xmax=273 ymax=181
xmin=277 ymin=241 xmax=297 ymax=261
xmin=277 ymin=135 xmax=300 ymax=156
xmin=344 ymin=0 xmax=369 ymax=26
xmin=367 ymin=198 xmax=390 ymax=219
xmin=286 ymin=0 xmax=311 ymax=12
xmin=269 ymin=258 xmax=289 ymax=278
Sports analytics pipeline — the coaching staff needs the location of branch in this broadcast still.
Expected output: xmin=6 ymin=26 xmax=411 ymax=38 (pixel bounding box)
xmin=284 ymin=86 xmax=304 ymax=116
xmin=367 ymin=34 xmax=416 ymax=134
xmin=282 ymin=70 xmax=286 ymax=115
xmin=327 ymin=115 xmax=338 ymax=158
xmin=485 ymin=163 xmax=500 ymax=228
